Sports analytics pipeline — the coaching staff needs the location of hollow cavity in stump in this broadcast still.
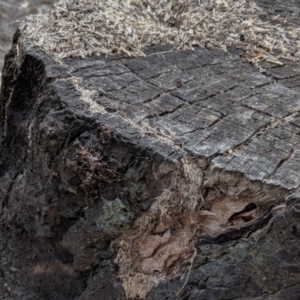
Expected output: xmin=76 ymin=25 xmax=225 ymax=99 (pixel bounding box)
xmin=115 ymin=157 xmax=281 ymax=299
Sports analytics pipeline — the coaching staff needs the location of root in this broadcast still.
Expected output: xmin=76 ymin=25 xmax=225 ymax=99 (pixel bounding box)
xmin=176 ymin=247 xmax=197 ymax=297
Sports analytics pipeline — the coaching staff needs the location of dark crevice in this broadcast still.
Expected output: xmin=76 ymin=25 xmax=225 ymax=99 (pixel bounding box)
xmin=199 ymin=211 xmax=273 ymax=244
xmin=252 ymin=80 xmax=272 ymax=88
xmin=181 ymin=117 xmax=221 ymax=135
xmin=1 ymin=170 xmax=21 ymax=216
xmin=240 ymin=103 xmax=275 ymax=118
xmin=103 ymin=78 xmax=142 ymax=93
xmin=75 ymin=70 xmax=130 ymax=81
xmin=145 ymin=103 xmax=186 ymax=119
xmin=171 ymin=84 xmax=239 ymax=106
xmin=70 ymin=62 xmax=126 ymax=74
xmin=273 ymin=73 xmax=300 ymax=81
xmin=220 ymin=118 xmax=276 ymax=154
xmin=142 ymin=92 xmax=166 ymax=105
xmin=265 ymin=147 xmax=294 ymax=180
xmin=228 ymin=203 xmax=257 ymax=222
xmin=264 ymin=137 xmax=300 ymax=179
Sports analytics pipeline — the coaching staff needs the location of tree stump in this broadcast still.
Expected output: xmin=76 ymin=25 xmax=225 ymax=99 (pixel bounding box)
xmin=1 ymin=1 xmax=300 ymax=299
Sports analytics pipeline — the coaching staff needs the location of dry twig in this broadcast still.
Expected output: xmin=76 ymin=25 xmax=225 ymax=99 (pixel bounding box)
xmin=176 ymin=247 xmax=197 ymax=296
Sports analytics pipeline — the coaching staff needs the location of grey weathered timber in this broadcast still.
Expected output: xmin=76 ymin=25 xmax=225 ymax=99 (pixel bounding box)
xmin=1 ymin=2 xmax=300 ymax=299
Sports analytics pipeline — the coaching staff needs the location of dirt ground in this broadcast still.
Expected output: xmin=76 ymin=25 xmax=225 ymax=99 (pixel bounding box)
xmin=0 ymin=0 xmax=56 ymax=79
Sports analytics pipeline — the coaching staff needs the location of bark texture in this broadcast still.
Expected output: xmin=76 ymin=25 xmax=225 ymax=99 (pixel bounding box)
xmin=1 ymin=1 xmax=300 ymax=299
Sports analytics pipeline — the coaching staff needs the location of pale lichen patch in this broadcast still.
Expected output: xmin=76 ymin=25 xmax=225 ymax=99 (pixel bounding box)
xmin=71 ymin=76 xmax=106 ymax=113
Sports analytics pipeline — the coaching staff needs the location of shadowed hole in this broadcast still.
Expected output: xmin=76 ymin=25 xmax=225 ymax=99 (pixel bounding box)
xmin=228 ymin=202 xmax=257 ymax=222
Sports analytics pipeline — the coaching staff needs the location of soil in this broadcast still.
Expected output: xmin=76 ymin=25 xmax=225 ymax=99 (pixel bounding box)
xmin=0 ymin=0 xmax=56 ymax=76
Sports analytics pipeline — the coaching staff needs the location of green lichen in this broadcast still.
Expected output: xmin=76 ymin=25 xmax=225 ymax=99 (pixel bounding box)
xmin=95 ymin=198 xmax=134 ymax=235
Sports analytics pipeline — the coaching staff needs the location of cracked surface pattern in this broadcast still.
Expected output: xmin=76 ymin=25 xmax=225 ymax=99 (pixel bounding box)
xmin=52 ymin=44 xmax=300 ymax=191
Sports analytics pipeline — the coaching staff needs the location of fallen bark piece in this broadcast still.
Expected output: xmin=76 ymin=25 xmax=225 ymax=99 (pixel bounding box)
xmin=1 ymin=1 xmax=300 ymax=300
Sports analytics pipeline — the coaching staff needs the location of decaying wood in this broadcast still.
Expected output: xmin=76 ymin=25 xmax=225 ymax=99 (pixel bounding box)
xmin=1 ymin=0 xmax=300 ymax=299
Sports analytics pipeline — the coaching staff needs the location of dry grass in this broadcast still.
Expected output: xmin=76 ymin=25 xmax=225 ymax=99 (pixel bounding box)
xmin=19 ymin=0 xmax=300 ymax=66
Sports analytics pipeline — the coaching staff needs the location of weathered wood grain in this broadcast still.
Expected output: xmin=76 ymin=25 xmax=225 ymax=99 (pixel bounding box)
xmin=0 ymin=2 xmax=300 ymax=299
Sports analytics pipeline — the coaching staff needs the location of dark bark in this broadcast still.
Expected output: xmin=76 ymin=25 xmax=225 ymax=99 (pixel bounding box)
xmin=1 ymin=1 xmax=300 ymax=299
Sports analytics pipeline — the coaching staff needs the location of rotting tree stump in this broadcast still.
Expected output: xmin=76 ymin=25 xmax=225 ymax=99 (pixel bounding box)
xmin=1 ymin=4 xmax=300 ymax=300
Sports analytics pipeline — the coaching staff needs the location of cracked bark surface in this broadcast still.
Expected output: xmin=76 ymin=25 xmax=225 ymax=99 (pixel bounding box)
xmin=1 ymin=2 xmax=300 ymax=299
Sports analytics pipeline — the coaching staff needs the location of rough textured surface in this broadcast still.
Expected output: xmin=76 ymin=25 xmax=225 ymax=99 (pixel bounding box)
xmin=1 ymin=1 xmax=300 ymax=299
xmin=19 ymin=0 xmax=300 ymax=64
xmin=0 ymin=0 xmax=54 ymax=76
